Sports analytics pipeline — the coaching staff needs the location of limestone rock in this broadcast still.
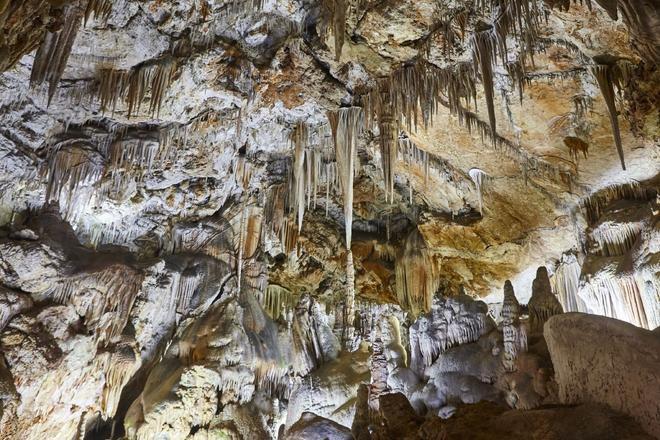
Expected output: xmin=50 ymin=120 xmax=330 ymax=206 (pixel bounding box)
xmin=545 ymin=313 xmax=660 ymax=437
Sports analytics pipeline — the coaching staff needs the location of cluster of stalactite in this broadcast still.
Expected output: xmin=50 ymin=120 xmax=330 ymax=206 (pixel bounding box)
xmin=43 ymin=139 xmax=105 ymax=222
xmin=362 ymin=60 xmax=576 ymax=190
xmin=550 ymin=253 xmax=584 ymax=313
xmin=470 ymin=0 xmax=544 ymax=137
xmin=564 ymin=136 xmax=589 ymax=164
xmin=30 ymin=1 xmax=86 ymax=103
xmin=395 ymin=228 xmax=438 ymax=316
xmin=353 ymin=1 xmax=648 ymax=195
xmin=581 ymin=182 xmax=650 ymax=224
xmin=47 ymin=264 xmax=144 ymax=346
xmin=30 ymin=0 xmax=116 ymax=102
xmin=41 ymin=122 xmax=181 ymax=231
xmin=96 ymin=58 xmax=178 ymax=118
xmin=578 ymin=274 xmax=652 ymax=329
xmin=94 ymin=341 xmax=138 ymax=419
xmin=259 ymin=284 xmax=296 ymax=321
xmin=398 ymin=137 xmax=430 ymax=184
xmin=85 ymin=0 xmax=113 ymax=24
xmin=548 ymin=0 xmax=660 ymax=65
xmin=590 ymin=221 xmax=643 ymax=257
xmin=41 ymin=108 xmax=239 ymax=249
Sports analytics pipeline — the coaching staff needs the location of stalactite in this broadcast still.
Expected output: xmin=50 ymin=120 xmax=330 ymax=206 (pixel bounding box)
xmin=280 ymin=218 xmax=299 ymax=254
xmin=590 ymin=62 xmax=625 ymax=169
xmin=30 ymin=1 xmax=85 ymax=103
xmin=328 ymin=107 xmax=363 ymax=248
xmin=468 ymin=168 xmax=487 ymax=216
xmin=472 ymin=25 xmax=497 ymax=139
xmin=320 ymin=0 xmax=348 ymax=61
xmin=243 ymin=209 xmax=263 ymax=259
xmin=290 ymin=122 xmax=308 ymax=231
xmin=590 ymin=221 xmax=642 ymax=257
xmin=527 ymin=267 xmax=564 ymax=332
xmin=395 ymin=228 xmax=437 ymax=316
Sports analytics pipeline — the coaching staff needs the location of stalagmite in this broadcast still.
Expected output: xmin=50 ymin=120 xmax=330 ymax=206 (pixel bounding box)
xmin=468 ymin=168 xmax=487 ymax=216
xmin=368 ymin=337 xmax=389 ymax=413
xmin=528 ymin=267 xmax=564 ymax=332
xmin=590 ymin=62 xmax=625 ymax=169
xmin=395 ymin=228 xmax=437 ymax=316
xmin=501 ymin=281 xmax=526 ymax=372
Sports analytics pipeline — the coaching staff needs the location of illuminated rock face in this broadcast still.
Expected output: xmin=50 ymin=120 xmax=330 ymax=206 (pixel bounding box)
xmin=0 ymin=0 xmax=659 ymax=439
xmin=545 ymin=313 xmax=660 ymax=438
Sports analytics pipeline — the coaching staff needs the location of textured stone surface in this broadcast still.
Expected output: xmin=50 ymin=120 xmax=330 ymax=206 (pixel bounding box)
xmin=0 ymin=0 xmax=658 ymax=438
xmin=545 ymin=313 xmax=660 ymax=437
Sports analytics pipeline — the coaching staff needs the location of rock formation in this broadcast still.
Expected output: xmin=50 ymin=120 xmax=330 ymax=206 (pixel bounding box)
xmin=0 ymin=0 xmax=658 ymax=438
xmin=545 ymin=313 xmax=660 ymax=438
